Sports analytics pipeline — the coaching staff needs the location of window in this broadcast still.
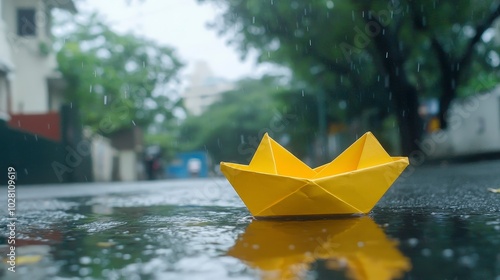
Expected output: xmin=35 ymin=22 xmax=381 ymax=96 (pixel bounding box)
xmin=17 ymin=8 xmax=36 ymax=36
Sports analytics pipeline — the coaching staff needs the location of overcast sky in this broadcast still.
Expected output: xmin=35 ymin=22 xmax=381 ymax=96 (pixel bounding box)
xmin=79 ymin=0 xmax=263 ymax=81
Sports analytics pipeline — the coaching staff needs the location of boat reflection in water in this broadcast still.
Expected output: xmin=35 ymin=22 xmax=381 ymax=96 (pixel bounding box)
xmin=227 ymin=217 xmax=411 ymax=280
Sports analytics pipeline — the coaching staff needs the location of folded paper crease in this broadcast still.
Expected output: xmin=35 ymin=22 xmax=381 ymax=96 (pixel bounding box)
xmin=221 ymin=132 xmax=409 ymax=217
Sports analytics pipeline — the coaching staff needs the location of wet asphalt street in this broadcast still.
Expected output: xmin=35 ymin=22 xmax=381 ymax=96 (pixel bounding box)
xmin=13 ymin=158 xmax=500 ymax=213
xmin=0 ymin=159 xmax=499 ymax=279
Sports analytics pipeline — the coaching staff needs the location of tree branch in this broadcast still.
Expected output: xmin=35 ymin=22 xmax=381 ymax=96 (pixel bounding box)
xmin=459 ymin=2 xmax=500 ymax=68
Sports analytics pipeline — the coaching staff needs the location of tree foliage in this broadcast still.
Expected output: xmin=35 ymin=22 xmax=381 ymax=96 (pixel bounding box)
xmin=56 ymin=14 xmax=183 ymax=133
xmin=199 ymin=0 xmax=500 ymax=154
xmin=179 ymin=76 xmax=319 ymax=164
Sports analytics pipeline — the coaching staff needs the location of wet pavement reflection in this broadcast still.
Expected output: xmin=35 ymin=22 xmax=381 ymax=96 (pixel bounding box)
xmin=1 ymin=177 xmax=500 ymax=279
xmin=228 ymin=217 xmax=410 ymax=280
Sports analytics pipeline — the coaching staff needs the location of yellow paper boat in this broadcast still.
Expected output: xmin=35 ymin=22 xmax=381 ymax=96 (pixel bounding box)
xmin=227 ymin=217 xmax=411 ymax=280
xmin=220 ymin=132 xmax=408 ymax=218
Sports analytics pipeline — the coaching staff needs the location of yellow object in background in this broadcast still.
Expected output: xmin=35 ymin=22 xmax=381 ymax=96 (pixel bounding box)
xmin=227 ymin=217 xmax=411 ymax=280
xmin=220 ymin=132 xmax=409 ymax=218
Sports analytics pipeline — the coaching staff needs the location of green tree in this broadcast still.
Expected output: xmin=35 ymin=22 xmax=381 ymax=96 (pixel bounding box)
xmin=179 ymin=76 xmax=313 ymax=164
xmin=56 ymin=14 xmax=183 ymax=133
xmin=198 ymin=0 xmax=500 ymax=154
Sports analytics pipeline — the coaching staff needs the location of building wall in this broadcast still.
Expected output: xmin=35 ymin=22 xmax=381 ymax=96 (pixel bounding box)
xmin=118 ymin=151 xmax=138 ymax=181
xmin=2 ymin=0 xmax=59 ymax=114
xmin=183 ymin=61 xmax=235 ymax=116
xmin=426 ymin=87 xmax=500 ymax=159
xmin=91 ymin=135 xmax=115 ymax=182
xmin=448 ymin=87 xmax=500 ymax=155
xmin=0 ymin=75 xmax=9 ymax=120
xmin=0 ymin=2 xmax=13 ymax=120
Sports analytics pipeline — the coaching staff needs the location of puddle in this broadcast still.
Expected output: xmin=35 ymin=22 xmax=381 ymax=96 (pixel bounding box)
xmin=0 ymin=181 xmax=499 ymax=279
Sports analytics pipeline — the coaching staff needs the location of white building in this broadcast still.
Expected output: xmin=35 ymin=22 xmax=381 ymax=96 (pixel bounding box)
xmin=425 ymin=86 xmax=500 ymax=159
xmin=0 ymin=0 xmax=75 ymax=116
xmin=0 ymin=1 xmax=13 ymax=121
xmin=183 ymin=61 xmax=235 ymax=116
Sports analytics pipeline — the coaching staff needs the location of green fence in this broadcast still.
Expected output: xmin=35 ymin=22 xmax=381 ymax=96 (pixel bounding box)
xmin=1 ymin=104 xmax=93 ymax=185
xmin=0 ymin=120 xmax=65 ymax=184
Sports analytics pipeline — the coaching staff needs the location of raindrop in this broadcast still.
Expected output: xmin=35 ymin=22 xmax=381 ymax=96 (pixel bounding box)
xmin=407 ymin=238 xmax=418 ymax=247
xmin=421 ymin=248 xmax=432 ymax=257
xmin=288 ymin=244 xmax=295 ymax=250
xmin=326 ymin=0 xmax=334 ymax=9
xmin=357 ymin=241 xmax=364 ymax=247
xmin=143 ymin=61 xmax=145 ymax=68
xmin=94 ymin=71 xmax=97 ymax=77
xmin=442 ymin=249 xmax=454 ymax=259
xmin=104 ymin=95 xmax=107 ymax=105
xmin=385 ymin=52 xmax=388 ymax=58
xmin=252 ymin=244 xmax=259 ymax=250
xmin=24 ymin=168 xmax=28 ymax=175
xmin=132 ymin=120 xmax=136 ymax=126
xmin=35 ymin=134 xmax=38 ymax=141
xmin=417 ymin=63 xmax=420 ymax=72
xmin=79 ymin=256 xmax=92 ymax=265
xmin=89 ymin=85 xmax=93 ymax=92
xmin=240 ymin=135 xmax=245 ymax=144
xmin=252 ymin=16 xmax=255 ymax=24
xmin=79 ymin=267 xmax=92 ymax=276
xmin=270 ymin=0 xmax=273 ymax=5
xmin=301 ymin=89 xmax=305 ymax=97
xmin=309 ymin=39 xmax=312 ymax=46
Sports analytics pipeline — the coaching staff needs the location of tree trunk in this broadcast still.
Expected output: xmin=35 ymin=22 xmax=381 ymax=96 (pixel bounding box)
xmin=367 ymin=17 xmax=423 ymax=155
xmin=437 ymin=74 xmax=456 ymax=130
xmin=391 ymin=78 xmax=423 ymax=155
xmin=432 ymin=38 xmax=459 ymax=130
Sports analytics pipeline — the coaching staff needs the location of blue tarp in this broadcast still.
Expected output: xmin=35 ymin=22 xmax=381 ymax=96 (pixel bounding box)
xmin=166 ymin=151 xmax=209 ymax=178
